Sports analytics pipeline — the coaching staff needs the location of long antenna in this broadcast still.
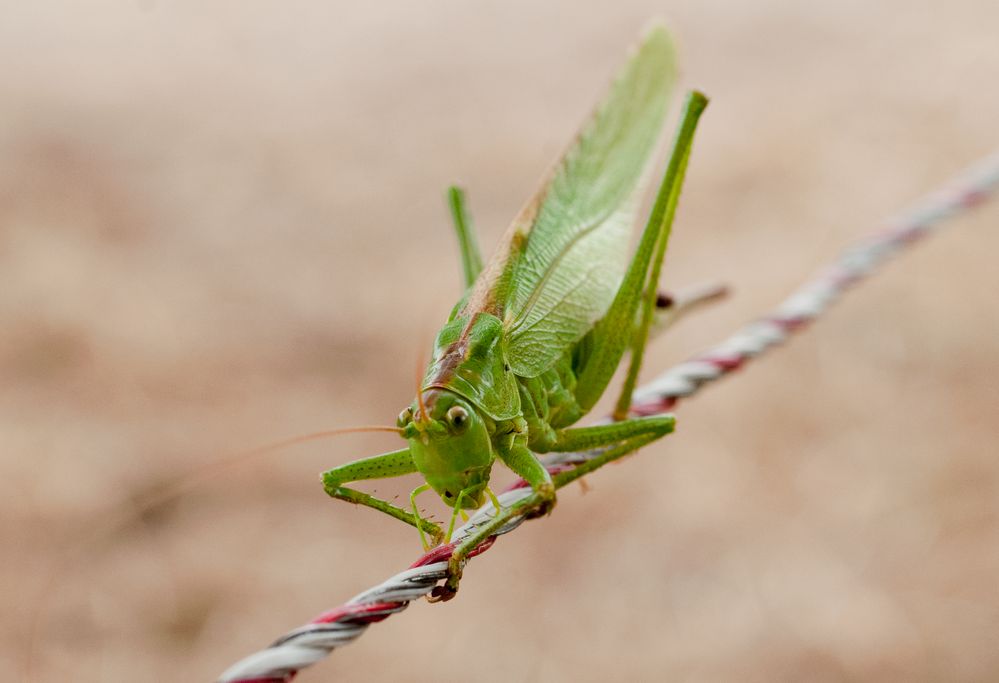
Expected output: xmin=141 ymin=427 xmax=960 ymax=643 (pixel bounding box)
xmin=415 ymin=347 xmax=430 ymax=423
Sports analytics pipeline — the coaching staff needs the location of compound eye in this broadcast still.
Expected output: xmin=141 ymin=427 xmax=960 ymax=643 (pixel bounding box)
xmin=446 ymin=405 xmax=469 ymax=432
xmin=397 ymin=407 xmax=413 ymax=427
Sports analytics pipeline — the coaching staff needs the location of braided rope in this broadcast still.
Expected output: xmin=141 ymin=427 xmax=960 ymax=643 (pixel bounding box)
xmin=217 ymin=150 xmax=999 ymax=683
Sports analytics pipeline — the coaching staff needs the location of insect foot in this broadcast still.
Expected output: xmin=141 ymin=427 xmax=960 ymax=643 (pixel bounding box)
xmin=437 ymin=531 xmax=500 ymax=600
xmin=431 ymin=554 xmax=468 ymax=602
xmin=424 ymin=526 xmax=446 ymax=550
xmin=433 ymin=564 xmax=463 ymax=602
xmin=524 ymin=482 xmax=557 ymax=520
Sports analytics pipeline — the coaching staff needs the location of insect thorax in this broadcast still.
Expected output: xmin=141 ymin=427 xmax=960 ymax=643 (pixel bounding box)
xmin=516 ymin=351 xmax=585 ymax=453
xmin=422 ymin=313 xmax=520 ymax=422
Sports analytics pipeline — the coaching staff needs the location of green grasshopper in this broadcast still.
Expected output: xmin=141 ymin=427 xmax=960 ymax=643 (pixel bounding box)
xmin=321 ymin=26 xmax=708 ymax=597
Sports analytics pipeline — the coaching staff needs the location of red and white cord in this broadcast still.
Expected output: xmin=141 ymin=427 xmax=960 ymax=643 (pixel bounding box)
xmin=217 ymin=150 xmax=999 ymax=683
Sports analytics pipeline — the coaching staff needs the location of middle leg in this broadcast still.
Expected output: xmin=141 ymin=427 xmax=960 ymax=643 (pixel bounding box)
xmin=571 ymin=92 xmax=709 ymax=416
xmin=437 ymin=423 xmax=674 ymax=600
xmin=549 ymin=414 xmax=675 ymax=453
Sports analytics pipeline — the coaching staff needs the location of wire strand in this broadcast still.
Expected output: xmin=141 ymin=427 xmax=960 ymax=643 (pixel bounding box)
xmin=212 ymin=149 xmax=999 ymax=683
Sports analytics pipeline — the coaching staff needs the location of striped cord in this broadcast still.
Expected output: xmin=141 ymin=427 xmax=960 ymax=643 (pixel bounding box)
xmin=217 ymin=150 xmax=999 ymax=683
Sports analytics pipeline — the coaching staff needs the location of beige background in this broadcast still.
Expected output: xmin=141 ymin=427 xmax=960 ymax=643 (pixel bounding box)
xmin=3 ymin=1 xmax=999 ymax=681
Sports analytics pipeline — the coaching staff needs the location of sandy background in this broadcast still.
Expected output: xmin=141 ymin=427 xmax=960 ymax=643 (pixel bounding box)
xmin=3 ymin=1 xmax=999 ymax=681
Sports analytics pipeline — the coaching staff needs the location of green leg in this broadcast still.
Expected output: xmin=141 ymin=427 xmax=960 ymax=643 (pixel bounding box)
xmin=446 ymin=185 xmax=483 ymax=288
xmin=498 ymin=442 xmax=556 ymax=515
xmin=438 ymin=423 xmax=673 ymax=599
xmin=550 ymin=429 xmax=670 ymax=490
xmin=410 ymin=483 xmax=435 ymax=551
xmin=550 ymin=414 xmax=675 ymax=452
xmin=445 ymin=487 xmax=479 ymax=543
xmin=322 ymin=447 xmax=444 ymax=545
xmin=614 ymin=93 xmax=709 ymax=419
xmin=573 ymin=92 xmax=709 ymax=416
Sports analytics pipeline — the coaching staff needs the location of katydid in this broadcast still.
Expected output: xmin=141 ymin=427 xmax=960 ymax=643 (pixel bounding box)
xmin=321 ymin=26 xmax=708 ymax=597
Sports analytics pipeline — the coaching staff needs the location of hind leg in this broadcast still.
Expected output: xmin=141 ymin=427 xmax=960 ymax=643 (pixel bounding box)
xmin=571 ymin=93 xmax=709 ymax=417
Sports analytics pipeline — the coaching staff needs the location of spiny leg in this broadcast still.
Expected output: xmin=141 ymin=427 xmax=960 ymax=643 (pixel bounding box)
xmin=410 ymin=483 xmax=436 ymax=551
xmin=322 ymin=447 xmax=444 ymax=545
xmin=446 ymin=185 xmax=484 ymax=288
xmin=614 ymin=92 xmax=709 ymax=418
xmin=547 ymin=415 xmax=675 ymax=496
xmin=551 ymin=430 xmax=670 ymax=490
xmin=549 ymin=414 xmax=675 ymax=452
xmin=572 ymin=91 xmax=709 ymax=416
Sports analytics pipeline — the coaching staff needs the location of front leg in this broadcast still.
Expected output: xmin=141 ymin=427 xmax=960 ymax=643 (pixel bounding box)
xmin=436 ymin=418 xmax=675 ymax=600
xmin=437 ymin=442 xmax=555 ymax=600
xmin=498 ymin=442 xmax=556 ymax=517
xmin=321 ymin=447 xmax=444 ymax=546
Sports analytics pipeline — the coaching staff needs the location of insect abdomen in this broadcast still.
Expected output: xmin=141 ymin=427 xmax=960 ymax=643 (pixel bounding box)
xmin=519 ymin=352 xmax=584 ymax=452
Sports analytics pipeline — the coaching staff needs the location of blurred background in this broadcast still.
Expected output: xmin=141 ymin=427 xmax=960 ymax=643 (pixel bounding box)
xmin=3 ymin=1 xmax=998 ymax=681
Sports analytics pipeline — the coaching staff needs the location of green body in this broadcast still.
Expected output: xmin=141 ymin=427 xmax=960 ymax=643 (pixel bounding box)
xmin=322 ymin=25 xmax=709 ymax=597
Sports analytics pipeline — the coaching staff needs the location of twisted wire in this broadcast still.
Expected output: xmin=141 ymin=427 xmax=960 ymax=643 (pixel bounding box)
xmin=217 ymin=150 xmax=999 ymax=683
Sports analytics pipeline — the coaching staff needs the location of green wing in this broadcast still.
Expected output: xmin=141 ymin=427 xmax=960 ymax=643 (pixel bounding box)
xmin=496 ymin=26 xmax=678 ymax=377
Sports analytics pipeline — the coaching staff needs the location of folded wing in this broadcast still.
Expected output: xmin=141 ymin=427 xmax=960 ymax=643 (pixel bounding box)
xmin=467 ymin=26 xmax=678 ymax=377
